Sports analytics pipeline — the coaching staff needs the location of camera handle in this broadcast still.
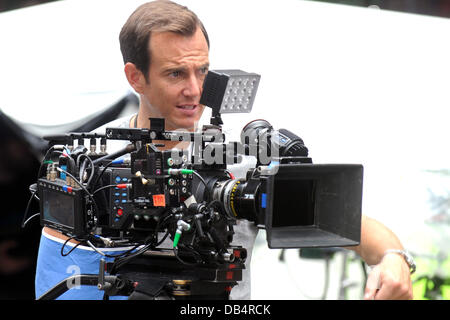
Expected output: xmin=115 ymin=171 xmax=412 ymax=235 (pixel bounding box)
xmin=37 ymin=259 xmax=132 ymax=300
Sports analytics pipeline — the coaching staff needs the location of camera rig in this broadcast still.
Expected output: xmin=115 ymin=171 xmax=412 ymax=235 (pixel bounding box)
xmin=33 ymin=70 xmax=364 ymax=300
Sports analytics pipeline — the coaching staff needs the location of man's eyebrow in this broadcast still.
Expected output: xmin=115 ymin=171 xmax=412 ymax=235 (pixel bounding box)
xmin=163 ymin=63 xmax=209 ymax=74
xmin=163 ymin=66 xmax=187 ymax=74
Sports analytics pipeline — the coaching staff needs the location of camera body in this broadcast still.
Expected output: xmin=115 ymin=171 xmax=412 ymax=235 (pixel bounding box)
xmin=38 ymin=117 xmax=363 ymax=252
xmin=34 ymin=70 xmax=363 ymax=299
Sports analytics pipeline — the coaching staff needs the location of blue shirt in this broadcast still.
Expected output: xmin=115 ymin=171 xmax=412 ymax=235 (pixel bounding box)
xmin=35 ymin=230 xmax=131 ymax=300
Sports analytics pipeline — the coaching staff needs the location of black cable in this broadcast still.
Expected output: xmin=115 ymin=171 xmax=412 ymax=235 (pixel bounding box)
xmin=63 ymin=236 xmax=135 ymax=258
xmin=109 ymin=227 xmax=166 ymax=273
xmin=77 ymin=154 xmax=95 ymax=188
xmin=192 ymin=170 xmax=215 ymax=204
xmin=78 ymin=158 xmax=87 ymax=186
xmin=149 ymin=212 xmax=173 ymax=248
xmin=153 ymin=212 xmax=172 ymax=247
xmin=173 ymin=246 xmax=201 ymax=266
xmin=57 ymin=168 xmax=91 ymax=195
xmin=89 ymin=240 xmax=142 ymax=259
xmin=61 ymin=236 xmax=83 ymax=256
xmin=59 ymin=233 xmax=141 ymax=260
xmin=92 ymin=160 xmax=114 ymax=190
xmin=21 ymin=189 xmax=38 ymax=228
xmin=156 ymin=231 xmax=170 ymax=247
xmin=107 ymin=210 xmax=175 ymax=274
xmin=110 ymin=217 xmax=174 ymax=269
xmin=92 ymin=184 xmax=121 ymax=195
xmin=22 ymin=213 xmax=40 ymax=228
xmin=183 ymin=244 xmax=204 ymax=264
xmin=108 ymin=245 xmax=142 ymax=258
xmin=110 ymin=242 xmax=153 ymax=274
xmin=192 ymin=170 xmax=208 ymax=188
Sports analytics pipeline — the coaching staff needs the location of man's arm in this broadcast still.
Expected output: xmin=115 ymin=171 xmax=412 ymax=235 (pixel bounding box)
xmin=346 ymin=215 xmax=413 ymax=300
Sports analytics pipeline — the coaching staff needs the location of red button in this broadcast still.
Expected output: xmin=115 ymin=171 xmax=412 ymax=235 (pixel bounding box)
xmin=117 ymin=208 xmax=123 ymax=216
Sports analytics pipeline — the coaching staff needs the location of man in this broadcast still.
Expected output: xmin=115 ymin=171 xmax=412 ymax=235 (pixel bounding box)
xmin=35 ymin=0 xmax=414 ymax=300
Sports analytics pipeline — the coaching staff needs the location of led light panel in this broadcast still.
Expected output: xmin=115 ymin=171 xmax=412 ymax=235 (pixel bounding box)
xmin=200 ymin=70 xmax=261 ymax=114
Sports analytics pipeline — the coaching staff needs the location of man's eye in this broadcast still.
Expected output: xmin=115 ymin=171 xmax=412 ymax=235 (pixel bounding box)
xmin=200 ymin=67 xmax=208 ymax=74
xmin=169 ymin=71 xmax=180 ymax=78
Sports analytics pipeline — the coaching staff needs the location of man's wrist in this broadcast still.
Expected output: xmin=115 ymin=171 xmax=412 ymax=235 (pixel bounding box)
xmin=383 ymin=249 xmax=416 ymax=274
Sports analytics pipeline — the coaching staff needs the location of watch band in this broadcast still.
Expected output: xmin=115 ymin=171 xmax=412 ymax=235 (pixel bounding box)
xmin=384 ymin=249 xmax=416 ymax=274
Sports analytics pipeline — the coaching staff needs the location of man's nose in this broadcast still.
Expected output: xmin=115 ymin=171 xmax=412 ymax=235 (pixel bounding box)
xmin=182 ymin=74 xmax=202 ymax=98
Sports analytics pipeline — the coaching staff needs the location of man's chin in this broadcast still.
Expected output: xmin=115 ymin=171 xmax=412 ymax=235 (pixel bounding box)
xmin=167 ymin=119 xmax=201 ymax=132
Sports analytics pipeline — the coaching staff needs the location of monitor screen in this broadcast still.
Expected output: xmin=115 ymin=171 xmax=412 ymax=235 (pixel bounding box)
xmin=42 ymin=189 xmax=75 ymax=229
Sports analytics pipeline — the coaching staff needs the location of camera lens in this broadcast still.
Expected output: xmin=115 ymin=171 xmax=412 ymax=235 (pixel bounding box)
xmin=211 ymin=177 xmax=260 ymax=223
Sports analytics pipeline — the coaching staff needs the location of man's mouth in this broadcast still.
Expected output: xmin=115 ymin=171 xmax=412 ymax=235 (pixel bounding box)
xmin=177 ymin=105 xmax=197 ymax=110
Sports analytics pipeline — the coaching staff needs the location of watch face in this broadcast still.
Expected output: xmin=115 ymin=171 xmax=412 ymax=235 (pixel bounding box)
xmin=406 ymin=254 xmax=416 ymax=274
xmin=402 ymin=252 xmax=416 ymax=274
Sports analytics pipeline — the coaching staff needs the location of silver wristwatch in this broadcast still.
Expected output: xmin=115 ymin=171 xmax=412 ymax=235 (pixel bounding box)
xmin=384 ymin=249 xmax=416 ymax=274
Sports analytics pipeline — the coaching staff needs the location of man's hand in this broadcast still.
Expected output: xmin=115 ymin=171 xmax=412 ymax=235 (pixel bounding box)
xmin=364 ymin=252 xmax=413 ymax=300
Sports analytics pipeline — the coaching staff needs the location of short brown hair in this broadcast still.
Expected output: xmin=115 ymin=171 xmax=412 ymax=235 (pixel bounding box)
xmin=119 ymin=0 xmax=209 ymax=80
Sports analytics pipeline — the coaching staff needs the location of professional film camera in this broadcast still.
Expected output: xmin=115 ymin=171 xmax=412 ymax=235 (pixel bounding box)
xmin=32 ymin=70 xmax=363 ymax=300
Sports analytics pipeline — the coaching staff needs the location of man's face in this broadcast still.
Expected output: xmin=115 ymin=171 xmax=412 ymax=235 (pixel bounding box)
xmin=140 ymin=28 xmax=209 ymax=131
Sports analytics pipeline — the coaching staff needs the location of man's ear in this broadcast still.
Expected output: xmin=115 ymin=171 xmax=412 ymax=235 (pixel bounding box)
xmin=124 ymin=62 xmax=146 ymax=94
